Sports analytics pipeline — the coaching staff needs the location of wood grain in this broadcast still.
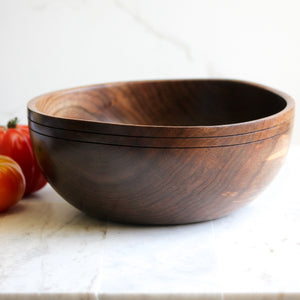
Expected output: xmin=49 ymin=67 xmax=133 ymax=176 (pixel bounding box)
xmin=27 ymin=79 xmax=295 ymax=224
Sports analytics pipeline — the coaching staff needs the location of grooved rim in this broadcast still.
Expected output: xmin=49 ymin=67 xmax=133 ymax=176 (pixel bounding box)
xmin=27 ymin=79 xmax=295 ymax=138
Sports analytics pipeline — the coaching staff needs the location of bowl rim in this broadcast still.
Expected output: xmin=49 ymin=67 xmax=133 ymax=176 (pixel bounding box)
xmin=27 ymin=79 xmax=295 ymax=138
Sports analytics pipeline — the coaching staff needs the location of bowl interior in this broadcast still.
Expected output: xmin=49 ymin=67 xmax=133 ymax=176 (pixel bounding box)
xmin=35 ymin=80 xmax=287 ymax=126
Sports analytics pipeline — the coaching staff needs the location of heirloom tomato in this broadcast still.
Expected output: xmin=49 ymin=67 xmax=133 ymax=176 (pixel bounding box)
xmin=0 ymin=118 xmax=47 ymax=195
xmin=0 ymin=155 xmax=25 ymax=212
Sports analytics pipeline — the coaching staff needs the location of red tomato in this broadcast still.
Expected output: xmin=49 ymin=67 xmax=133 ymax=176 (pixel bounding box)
xmin=0 ymin=155 xmax=26 ymax=212
xmin=0 ymin=118 xmax=47 ymax=195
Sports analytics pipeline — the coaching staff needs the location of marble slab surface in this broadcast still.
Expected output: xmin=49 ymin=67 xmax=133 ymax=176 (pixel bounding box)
xmin=0 ymin=146 xmax=299 ymax=300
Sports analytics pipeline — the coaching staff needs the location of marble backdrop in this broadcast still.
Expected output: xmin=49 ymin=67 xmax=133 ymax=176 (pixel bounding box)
xmin=0 ymin=0 xmax=299 ymax=144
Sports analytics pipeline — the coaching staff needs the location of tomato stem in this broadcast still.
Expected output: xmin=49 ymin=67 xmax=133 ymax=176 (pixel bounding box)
xmin=7 ymin=117 xmax=19 ymax=129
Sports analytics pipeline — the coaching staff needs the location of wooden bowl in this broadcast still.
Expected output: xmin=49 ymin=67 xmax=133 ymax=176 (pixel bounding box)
xmin=28 ymin=79 xmax=294 ymax=225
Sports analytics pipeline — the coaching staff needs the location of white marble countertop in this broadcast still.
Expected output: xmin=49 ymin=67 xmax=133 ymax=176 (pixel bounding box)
xmin=0 ymin=146 xmax=299 ymax=300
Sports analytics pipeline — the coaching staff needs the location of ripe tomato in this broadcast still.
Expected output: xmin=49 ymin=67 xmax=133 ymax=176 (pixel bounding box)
xmin=0 ymin=155 xmax=26 ymax=212
xmin=0 ymin=118 xmax=47 ymax=195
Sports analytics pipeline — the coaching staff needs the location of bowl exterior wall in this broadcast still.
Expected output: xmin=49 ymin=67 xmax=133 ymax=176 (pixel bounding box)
xmin=29 ymin=125 xmax=292 ymax=225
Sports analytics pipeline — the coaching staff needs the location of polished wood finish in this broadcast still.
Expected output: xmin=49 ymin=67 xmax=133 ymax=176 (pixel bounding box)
xmin=27 ymin=80 xmax=295 ymax=224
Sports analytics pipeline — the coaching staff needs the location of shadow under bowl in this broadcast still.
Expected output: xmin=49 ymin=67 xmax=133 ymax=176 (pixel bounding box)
xmin=27 ymin=79 xmax=295 ymax=225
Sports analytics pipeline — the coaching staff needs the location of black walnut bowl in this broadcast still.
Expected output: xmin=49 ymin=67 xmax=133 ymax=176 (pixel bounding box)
xmin=28 ymin=79 xmax=295 ymax=224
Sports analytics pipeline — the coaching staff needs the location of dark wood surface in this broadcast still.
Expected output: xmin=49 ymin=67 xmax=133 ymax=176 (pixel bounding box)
xmin=27 ymin=80 xmax=295 ymax=224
